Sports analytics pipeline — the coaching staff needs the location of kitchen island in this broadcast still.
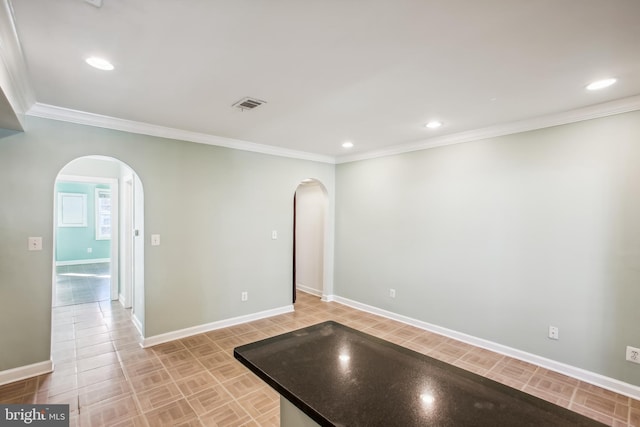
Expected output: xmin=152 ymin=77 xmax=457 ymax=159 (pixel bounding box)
xmin=234 ymin=321 xmax=604 ymax=427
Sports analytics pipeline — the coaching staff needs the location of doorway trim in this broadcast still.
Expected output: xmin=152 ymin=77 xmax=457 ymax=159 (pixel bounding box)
xmin=51 ymin=156 xmax=145 ymax=340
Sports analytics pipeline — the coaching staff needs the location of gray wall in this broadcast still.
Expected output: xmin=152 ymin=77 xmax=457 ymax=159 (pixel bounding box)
xmin=0 ymin=116 xmax=334 ymax=371
xmin=335 ymin=110 xmax=640 ymax=386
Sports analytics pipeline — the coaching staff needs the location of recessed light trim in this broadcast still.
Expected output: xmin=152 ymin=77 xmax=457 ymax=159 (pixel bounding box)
xmin=425 ymin=121 xmax=442 ymax=129
xmin=342 ymin=141 xmax=354 ymax=149
xmin=586 ymin=78 xmax=616 ymax=91
xmin=86 ymin=56 xmax=114 ymax=71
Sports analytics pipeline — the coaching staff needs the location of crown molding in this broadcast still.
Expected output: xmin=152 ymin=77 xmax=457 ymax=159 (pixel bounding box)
xmin=27 ymin=94 xmax=640 ymax=166
xmin=27 ymin=102 xmax=336 ymax=164
xmin=0 ymin=0 xmax=36 ymax=129
xmin=336 ymin=94 xmax=640 ymax=164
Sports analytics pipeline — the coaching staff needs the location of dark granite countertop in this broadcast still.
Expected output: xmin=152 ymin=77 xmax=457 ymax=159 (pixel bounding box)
xmin=234 ymin=321 xmax=606 ymax=427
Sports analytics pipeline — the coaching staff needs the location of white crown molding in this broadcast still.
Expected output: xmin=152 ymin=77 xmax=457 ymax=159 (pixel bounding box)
xmin=27 ymin=102 xmax=336 ymax=164
xmin=0 ymin=0 xmax=36 ymax=128
xmin=141 ymin=304 xmax=294 ymax=348
xmin=26 ymin=94 xmax=640 ymax=166
xmin=336 ymin=94 xmax=640 ymax=164
xmin=332 ymin=295 xmax=640 ymax=401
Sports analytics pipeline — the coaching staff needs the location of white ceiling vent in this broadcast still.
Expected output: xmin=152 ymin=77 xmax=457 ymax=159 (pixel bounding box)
xmin=232 ymin=97 xmax=267 ymax=111
xmin=84 ymin=0 xmax=103 ymax=7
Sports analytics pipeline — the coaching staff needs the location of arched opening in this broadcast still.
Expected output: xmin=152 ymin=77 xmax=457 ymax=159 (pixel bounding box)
xmin=293 ymin=178 xmax=328 ymax=303
xmin=52 ymin=155 xmax=145 ymax=338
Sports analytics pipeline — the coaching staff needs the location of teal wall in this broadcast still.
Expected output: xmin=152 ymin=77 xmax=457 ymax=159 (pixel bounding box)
xmin=55 ymin=181 xmax=111 ymax=262
xmin=0 ymin=116 xmax=335 ymax=371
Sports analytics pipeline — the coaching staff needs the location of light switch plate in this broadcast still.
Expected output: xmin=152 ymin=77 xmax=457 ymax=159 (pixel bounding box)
xmin=28 ymin=237 xmax=43 ymax=251
xmin=272 ymin=230 xmax=278 ymax=240
xmin=151 ymin=234 xmax=161 ymax=246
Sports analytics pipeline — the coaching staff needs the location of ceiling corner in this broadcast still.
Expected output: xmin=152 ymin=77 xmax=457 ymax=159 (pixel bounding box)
xmin=0 ymin=0 xmax=36 ymax=130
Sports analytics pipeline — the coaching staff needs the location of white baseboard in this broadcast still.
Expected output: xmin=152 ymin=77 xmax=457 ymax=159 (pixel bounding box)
xmin=0 ymin=360 xmax=53 ymax=386
xmin=332 ymin=295 xmax=640 ymax=401
xmin=142 ymin=304 xmax=294 ymax=348
xmin=55 ymin=258 xmax=110 ymax=266
xmin=132 ymin=313 xmax=143 ymax=337
xmin=118 ymin=294 xmax=132 ymax=309
xmin=321 ymin=294 xmax=335 ymax=302
xmin=296 ymin=284 xmax=322 ymax=297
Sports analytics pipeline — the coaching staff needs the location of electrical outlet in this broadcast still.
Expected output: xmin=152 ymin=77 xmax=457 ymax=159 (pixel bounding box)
xmin=548 ymin=326 xmax=559 ymax=340
xmin=626 ymin=346 xmax=640 ymax=364
xmin=241 ymin=291 xmax=248 ymax=302
xmin=28 ymin=237 xmax=42 ymax=251
xmin=87 ymin=247 xmax=93 ymax=253
xmin=389 ymin=289 xmax=396 ymax=298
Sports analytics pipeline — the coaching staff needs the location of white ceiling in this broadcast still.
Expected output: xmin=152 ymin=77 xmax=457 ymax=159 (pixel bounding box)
xmin=8 ymin=0 xmax=640 ymax=161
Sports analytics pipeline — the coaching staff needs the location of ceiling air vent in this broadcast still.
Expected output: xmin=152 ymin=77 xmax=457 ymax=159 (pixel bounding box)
xmin=84 ymin=0 xmax=103 ymax=7
xmin=232 ymin=97 xmax=267 ymax=111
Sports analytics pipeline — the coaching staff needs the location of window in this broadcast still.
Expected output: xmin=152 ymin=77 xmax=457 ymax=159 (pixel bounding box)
xmin=95 ymin=188 xmax=112 ymax=240
xmin=58 ymin=193 xmax=87 ymax=227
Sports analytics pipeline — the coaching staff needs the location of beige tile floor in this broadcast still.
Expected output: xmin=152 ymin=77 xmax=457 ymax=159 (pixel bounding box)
xmin=1 ymin=292 xmax=638 ymax=426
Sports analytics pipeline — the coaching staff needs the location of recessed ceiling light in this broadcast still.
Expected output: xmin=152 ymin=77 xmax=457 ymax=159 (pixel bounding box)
xmin=86 ymin=57 xmax=114 ymax=71
xmin=586 ymin=78 xmax=616 ymax=91
xmin=425 ymin=121 xmax=442 ymax=129
xmin=342 ymin=141 xmax=354 ymax=149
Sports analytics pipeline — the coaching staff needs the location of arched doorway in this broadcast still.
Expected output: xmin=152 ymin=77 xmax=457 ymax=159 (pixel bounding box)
xmin=52 ymin=155 xmax=145 ymax=335
xmin=293 ymin=179 xmax=328 ymax=303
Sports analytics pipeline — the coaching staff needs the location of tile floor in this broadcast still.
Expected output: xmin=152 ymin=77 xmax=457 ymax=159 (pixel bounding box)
xmin=54 ymin=263 xmax=111 ymax=307
xmin=0 ymin=292 xmax=638 ymax=426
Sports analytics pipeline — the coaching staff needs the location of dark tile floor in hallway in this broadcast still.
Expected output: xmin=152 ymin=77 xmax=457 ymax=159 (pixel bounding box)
xmin=0 ymin=292 xmax=638 ymax=426
xmin=54 ymin=263 xmax=111 ymax=307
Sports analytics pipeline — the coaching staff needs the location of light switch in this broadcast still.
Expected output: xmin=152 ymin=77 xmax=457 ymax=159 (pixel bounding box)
xmin=28 ymin=237 xmax=43 ymax=251
xmin=272 ymin=230 xmax=278 ymax=240
xmin=151 ymin=234 xmax=161 ymax=246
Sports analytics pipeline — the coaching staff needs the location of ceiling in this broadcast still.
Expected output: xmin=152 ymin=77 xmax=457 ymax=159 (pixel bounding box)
xmin=7 ymin=0 xmax=640 ymax=161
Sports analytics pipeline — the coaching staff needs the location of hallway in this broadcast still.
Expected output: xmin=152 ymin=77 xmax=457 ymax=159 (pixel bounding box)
xmin=54 ymin=263 xmax=111 ymax=307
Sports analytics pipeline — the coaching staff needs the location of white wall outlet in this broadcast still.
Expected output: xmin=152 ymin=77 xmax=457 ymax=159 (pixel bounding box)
xmin=87 ymin=247 xmax=93 ymax=253
xmin=241 ymin=291 xmax=248 ymax=302
xmin=626 ymin=346 xmax=640 ymax=364
xmin=151 ymin=234 xmax=161 ymax=246
xmin=548 ymin=326 xmax=559 ymax=340
xmin=271 ymin=230 xmax=278 ymax=240
xmin=389 ymin=289 xmax=396 ymax=298
xmin=28 ymin=237 xmax=42 ymax=251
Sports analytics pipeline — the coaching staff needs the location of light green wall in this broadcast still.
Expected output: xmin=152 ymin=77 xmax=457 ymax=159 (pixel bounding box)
xmin=0 ymin=116 xmax=334 ymax=371
xmin=2 ymin=110 xmax=639 ymax=388
xmin=55 ymin=181 xmax=111 ymax=262
xmin=335 ymin=110 xmax=640 ymax=386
